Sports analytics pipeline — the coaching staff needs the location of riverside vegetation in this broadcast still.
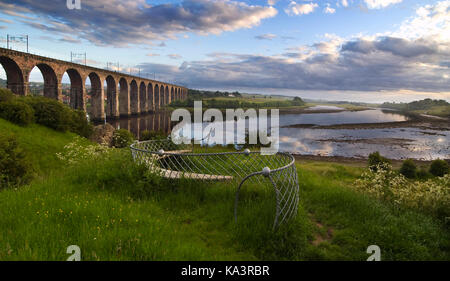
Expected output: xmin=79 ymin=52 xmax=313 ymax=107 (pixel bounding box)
xmin=0 ymin=88 xmax=448 ymax=261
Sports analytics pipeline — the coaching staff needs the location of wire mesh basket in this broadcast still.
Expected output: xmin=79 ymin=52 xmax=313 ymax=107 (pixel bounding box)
xmin=130 ymin=139 xmax=299 ymax=229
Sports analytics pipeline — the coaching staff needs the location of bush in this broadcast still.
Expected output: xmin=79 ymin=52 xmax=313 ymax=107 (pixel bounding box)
xmin=0 ymin=100 xmax=34 ymax=126
xmin=0 ymin=133 xmax=33 ymax=188
xmin=429 ymin=159 xmax=449 ymax=177
xmin=417 ymin=168 xmax=432 ymax=180
xmin=24 ymin=96 xmax=71 ymax=131
xmin=400 ymin=159 xmax=417 ymax=179
xmin=68 ymin=110 xmax=93 ymax=138
xmin=140 ymin=130 xmax=166 ymax=141
xmin=368 ymin=152 xmax=391 ymax=171
xmin=112 ymin=129 xmax=134 ymax=148
xmin=0 ymin=88 xmax=14 ymax=103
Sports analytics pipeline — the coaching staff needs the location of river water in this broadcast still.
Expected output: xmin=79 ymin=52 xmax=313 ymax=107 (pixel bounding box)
xmin=106 ymin=108 xmax=449 ymax=160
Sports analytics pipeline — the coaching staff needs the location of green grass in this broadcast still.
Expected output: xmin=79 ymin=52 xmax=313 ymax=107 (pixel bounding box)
xmin=0 ymin=118 xmax=448 ymax=260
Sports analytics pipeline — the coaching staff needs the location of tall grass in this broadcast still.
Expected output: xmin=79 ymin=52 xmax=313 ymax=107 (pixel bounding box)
xmin=0 ymin=118 xmax=448 ymax=260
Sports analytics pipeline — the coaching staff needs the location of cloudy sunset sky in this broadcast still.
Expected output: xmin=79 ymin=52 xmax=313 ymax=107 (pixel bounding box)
xmin=0 ymin=0 xmax=449 ymax=103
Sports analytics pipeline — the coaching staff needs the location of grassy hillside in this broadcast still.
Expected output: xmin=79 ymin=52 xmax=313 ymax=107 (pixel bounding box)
xmin=0 ymin=118 xmax=448 ymax=260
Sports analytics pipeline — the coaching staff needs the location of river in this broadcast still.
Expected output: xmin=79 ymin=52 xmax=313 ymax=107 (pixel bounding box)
xmin=105 ymin=107 xmax=450 ymax=160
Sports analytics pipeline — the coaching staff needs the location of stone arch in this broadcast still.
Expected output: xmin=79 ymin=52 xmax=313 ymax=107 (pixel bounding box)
xmin=86 ymin=72 xmax=103 ymax=121
xmin=130 ymin=80 xmax=139 ymax=115
xmin=147 ymin=82 xmax=154 ymax=111
xmin=154 ymin=84 xmax=160 ymax=110
xmin=160 ymin=85 xmax=165 ymax=106
xmin=0 ymin=56 xmax=25 ymax=95
xmin=65 ymin=68 xmax=84 ymax=110
xmin=171 ymin=87 xmax=175 ymax=104
xmin=119 ymin=77 xmax=129 ymax=116
xmin=165 ymin=85 xmax=170 ymax=105
xmin=105 ymin=75 xmax=118 ymax=118
xmin=139 ymin=81 xmax=146 ymax=113
xmin=31 ymin=63 xmax=58 ymax=100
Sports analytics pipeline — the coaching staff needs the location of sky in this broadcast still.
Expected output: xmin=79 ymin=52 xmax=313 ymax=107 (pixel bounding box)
xmin=0 ymin=0 xmax=449 ymax=103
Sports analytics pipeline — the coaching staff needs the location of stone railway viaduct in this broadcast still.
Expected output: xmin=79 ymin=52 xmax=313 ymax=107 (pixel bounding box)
xmin=0 ymin=47 xmax=188 ymax=121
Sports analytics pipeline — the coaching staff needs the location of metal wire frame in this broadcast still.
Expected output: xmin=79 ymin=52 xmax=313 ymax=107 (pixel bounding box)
xmin=130 ymin=139 xmax=299 ymax=229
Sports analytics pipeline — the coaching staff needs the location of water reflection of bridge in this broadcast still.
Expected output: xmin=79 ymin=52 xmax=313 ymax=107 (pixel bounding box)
xmin=108 ymin=111 xmax=173 ymax=139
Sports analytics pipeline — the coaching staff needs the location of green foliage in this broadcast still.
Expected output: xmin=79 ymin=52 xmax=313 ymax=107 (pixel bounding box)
xmin=400 ymin=159 xmax=417 ymax=179
xmin=368 ymin=152 xmax=391 ymax=171
xmin=429 ymin=159 xmax=449 ymax=177
xmin=24 ymin=96 xmax=71 ymax=131
xmin=417 ymin=168 xmax=432 ymax=180
xmin=382 ymin=98 xmax=449 ymax=111
xmin=0 ymin=133 xmax=33 ymax=188
xmin=0 ymin=88 xmax=14 ymax=103
xmin=0 ymin=100 xmax=35 ymax=126
xmin=140 ymin=130 xmax=167 ymax=141
xmin=292 ymin=97 xmax=305 ymax=106
xmin=68 ymin=109 xmax=93 ymax=138
xmin=112 ymin=129 xmax=134 ymax=148
xmin=20 ymin=96 xmax=93 ymax=138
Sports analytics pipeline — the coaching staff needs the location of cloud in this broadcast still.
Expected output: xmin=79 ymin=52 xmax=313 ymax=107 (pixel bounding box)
xmin=341 ymin=0 xmax=349 ymax=7
xmin=285 ymin=1 xmax=318 ymax=16
xmin=324 ymin=4 xmax=336 ymax=14
xmin=364 ymin=0 xmax=403 ymax=9
xmin=255 ymin=33 xmax=277 ymax=40
xmin=146 ymin=53 xmax=160 ymax=57
xmin=134 ymin=2 xmax=450 ymax=95
xmin=0 ymin=0 xmax=277 ymax=47
xmin=168 ymin=54 xmax=183 ymax=60
xmin=267 ymin=0 xmax=279 ymax=5
xmin=58 ymin=36 xmax=81 ymax=44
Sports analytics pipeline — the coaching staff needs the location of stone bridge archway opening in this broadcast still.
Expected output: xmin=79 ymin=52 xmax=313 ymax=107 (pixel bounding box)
xmin=165 ymin=85 xmax=170 ymax=106
xmin=154 ymin=84 xmax=159 ymax=110
xmin=105 ymin=75 xmax=118 ymax=119
xmin=0 ymin=56 xmax=25 ymax=95
xmin=139 ymin=82 xmax=146 ymax=113
xmin=86 ymin=72 xmax=103 ymax=121
xmin=160 ymin=85 xmax=165 ymax=107
xmin=148 ymin=83 xmax=154 ymax=112
xmin=29 ymin=64 xmax=58 ymax=100
xmin=130 ymin=80 xmax=139 ymax=115
xmin=119 ymin=77 xmax=129 ymax=116
xmin=63 ymin=69 xmax=84 ymax=110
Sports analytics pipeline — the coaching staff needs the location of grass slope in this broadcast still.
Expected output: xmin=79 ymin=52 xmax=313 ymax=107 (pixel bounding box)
xmin=0 ymin=118 xmax=448 ymax=260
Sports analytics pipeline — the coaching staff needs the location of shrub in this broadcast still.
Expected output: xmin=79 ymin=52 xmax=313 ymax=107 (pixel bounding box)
xmin=24 ymin=96 xmax=71 ymax=131
xmin=400 ymin=159 xmax=417 ymax=179
xmin=368 ymin=152 xmax=391 ymax=171
xmin=140 ymin=130 xmax=166 ymax=141
xmin=355 ymin=165 xmax=450 ymax=219
xmin=0 ymin=133 xmax=33 ymax=188
xmin=0 ymin=88 xmax=14 ymax=103
xmin=140 ymin=130 xmax=152 ymax=141
xmin=429 ymin=159 xmax=449 ymax=177
xmin=112 ymin=129 xmax=134 ymax=148
xmin=68 ymin=110 xmax=93 ymax=138
xmin=0 ymin=100 xmax=34 ymax=126
xmin=417 ymin=168 xmax=432 ymax=180
xmin=56 ymin=136 xmax=110 ymax=165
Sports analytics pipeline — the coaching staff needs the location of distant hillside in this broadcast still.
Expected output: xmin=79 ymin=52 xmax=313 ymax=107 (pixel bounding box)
xmin=0 ymin=78 xmax=5 ymax=88
xmin=382 ymin=99 xmax=450 ymax=118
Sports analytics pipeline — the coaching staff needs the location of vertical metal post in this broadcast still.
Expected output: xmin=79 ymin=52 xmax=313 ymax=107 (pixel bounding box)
xmin=26 ymin=35 xmax=28 ymax=53
xmin=6 ymin=34 xmax=9 ymax=49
